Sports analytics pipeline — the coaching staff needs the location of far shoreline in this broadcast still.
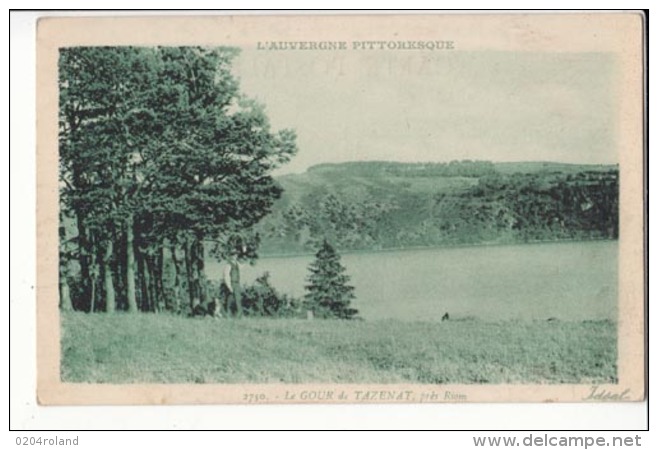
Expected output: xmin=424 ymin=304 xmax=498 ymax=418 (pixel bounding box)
xmin=255 ymin=236 xmax=618 ymax=260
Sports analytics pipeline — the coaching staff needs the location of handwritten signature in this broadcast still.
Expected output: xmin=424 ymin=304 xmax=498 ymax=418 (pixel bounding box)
xmin=583 ymin=385 xmax=631 ymax=401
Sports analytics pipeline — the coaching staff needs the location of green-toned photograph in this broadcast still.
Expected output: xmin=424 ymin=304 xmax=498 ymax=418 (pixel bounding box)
xmin=57 ymin=43 xmax=619 ymax=387
xmin=37 ymin=13 xmax=645 ymax=407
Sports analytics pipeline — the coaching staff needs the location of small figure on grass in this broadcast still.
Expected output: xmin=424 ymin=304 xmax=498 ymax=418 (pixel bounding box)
xmin=210 ymin=233 xmax=261 ymax=319
xmin=219 ymin=250 xmax=245 ymax=319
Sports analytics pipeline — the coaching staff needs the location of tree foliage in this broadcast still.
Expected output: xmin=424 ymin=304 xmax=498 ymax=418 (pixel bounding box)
xmin=240 ymin=272 xmax=302 ymax=318
xmin=258 ymin=162 xmax=619 ymax=254
xmin=59 ymin=46 xmax=297 ymax=313
xmin=304 ymin=240 xmax=358 ymax=319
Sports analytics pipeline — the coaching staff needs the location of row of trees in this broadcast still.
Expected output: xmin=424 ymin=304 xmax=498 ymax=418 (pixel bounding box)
xmin=258 ymin=169 xmax=619 ymax=253
xmin=308 ymin=160 xmax=498 ymax=178
xmin=59 ymin=46 xmax=297 ymax=314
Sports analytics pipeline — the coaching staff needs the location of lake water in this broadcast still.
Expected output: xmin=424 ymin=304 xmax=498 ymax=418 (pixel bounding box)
xmin=206 ymin=241 xmax=617 ymax=322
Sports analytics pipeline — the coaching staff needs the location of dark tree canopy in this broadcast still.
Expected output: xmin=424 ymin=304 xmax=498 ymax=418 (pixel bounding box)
xmin=58 ymin=46 xmax=297 ymax=313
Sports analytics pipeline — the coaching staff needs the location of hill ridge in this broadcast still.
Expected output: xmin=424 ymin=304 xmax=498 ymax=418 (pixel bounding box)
xmin=258 ymin=160 xmax=618 ymax=255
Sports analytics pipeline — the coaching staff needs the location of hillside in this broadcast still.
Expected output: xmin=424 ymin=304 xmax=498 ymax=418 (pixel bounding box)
xmin=256 ymin=160 xmax=619 ymax=255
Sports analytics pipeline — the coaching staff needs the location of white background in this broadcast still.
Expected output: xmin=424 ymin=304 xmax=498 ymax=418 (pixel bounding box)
xmin=6 ymin=3 xmax=651 ymax=445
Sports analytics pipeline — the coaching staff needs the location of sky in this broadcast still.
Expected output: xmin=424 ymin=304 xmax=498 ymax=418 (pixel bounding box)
xmin=232 ymin=49 xmax=618 ymax=175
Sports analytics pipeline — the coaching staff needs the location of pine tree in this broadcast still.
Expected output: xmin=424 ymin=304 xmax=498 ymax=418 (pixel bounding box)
xmin=304 ymin=240 xmax=358 ymax=319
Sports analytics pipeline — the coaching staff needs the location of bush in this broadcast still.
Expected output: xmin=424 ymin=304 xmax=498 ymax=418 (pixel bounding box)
xmin=241 ymin=272 xmax=303 ymax=318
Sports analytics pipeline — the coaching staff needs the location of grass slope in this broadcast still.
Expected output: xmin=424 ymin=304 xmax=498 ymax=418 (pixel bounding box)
xmin=61 ymin=313 xmax=616 ymax=384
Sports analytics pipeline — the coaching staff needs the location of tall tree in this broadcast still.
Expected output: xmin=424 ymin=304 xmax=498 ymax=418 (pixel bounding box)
xmin=58 ymin=211 xmax=73 ymax=311
xmin=59 ymin=47 xmax=143 ymax=312
xmin=304 ymin=240 xmax=358 ymax=319
xmin=138 ymin=48 xmax=296 ymax=312
xmin=59 ymin=46 xmax=297 ymax=313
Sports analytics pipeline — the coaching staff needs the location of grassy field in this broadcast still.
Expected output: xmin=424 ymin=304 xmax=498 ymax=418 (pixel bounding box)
xmin=60 ymin=312 xmax=617 ymax=384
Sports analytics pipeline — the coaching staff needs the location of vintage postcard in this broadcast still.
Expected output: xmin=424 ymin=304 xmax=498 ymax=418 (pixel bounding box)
xmin=36 ymin=13 xmax=645 ymax=405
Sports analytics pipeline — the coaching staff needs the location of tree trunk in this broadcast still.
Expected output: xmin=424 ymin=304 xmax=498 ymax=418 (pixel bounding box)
xmin=75 ymin=212 xmax=91 ymax=311
xmin=59 ymin=214 xmax=73 ymax=311
xmin=136 ymin=247 xmax=148 ymax=311
xmin=184 ymin=237 xmax=198 ymax=311
xmin=125 ymin=214 xmax=138 ymax=312
xmin=195 ymin=238 xmax=208 ymax=308
xmin=59 ymin=266 xmax=72 ymax=311
xmin=89 ymin=234 xmax=101 ymax=312
xmin=103 ymin=240 xmax=116 ymax=312
xmin=90 ymin=263 xmax=98 ymax=312
xmin=143 ymin=253 xmax=153 ymax=312
xmin=113 ymin=231 xmax=126 ymax=309
xmin=170 ymin=243 xmax=183 ymax=313
xmin=155 ymin=245 xmax=165 ymax=312
xmin=144 ymin=251 xmax=161 ymax=313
